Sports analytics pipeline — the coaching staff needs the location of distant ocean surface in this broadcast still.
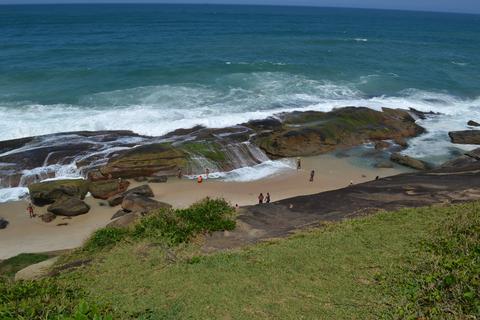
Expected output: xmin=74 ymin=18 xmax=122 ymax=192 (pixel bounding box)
xmin=1 ymin=4 xmax=480 ymax=161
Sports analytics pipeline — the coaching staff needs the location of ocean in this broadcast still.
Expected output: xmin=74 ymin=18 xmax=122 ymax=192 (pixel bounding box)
xmin=0 ymin=4 xmax=479 ymax=200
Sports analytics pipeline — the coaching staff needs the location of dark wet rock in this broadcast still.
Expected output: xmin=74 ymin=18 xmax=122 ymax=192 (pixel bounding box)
xmin=449 ymin=130 xmax=480 ymax=145
xmin=47 ymin=196 xmax=90 ymax=216
xmin=204 ymin=157 xmax=480 ymax=252
xmin=107 ymin=184 xmax=154 ymax=207
xmin=28 ymin=179 xmax=90 ymax=206
xmin=41 ymin=212 xmax=56 ymax=223
xmin=374 ymin=140 xmax=390 ymax=150
xmin=374 ymin=161 xmax=394 ymax=168
xmin=408 ymin=108 xmax=441 ymax=120
xmin=0 ymin=131 xmax=148 ymax=188
xmin=245 ymin=117 xmax=283 ymax=131
xmin=468 ymin=120 xmax=480 ymax=127
xmin=148 ymin=175 xmax=168 ymax=183
xmin=100 ymin=143 xmax=187 ymax=179
xmin=390 ymin=153 xmax=432 ymax=170
xmin=0 ymin=217 xmax=8 ymax=229
xmin=107 ymin=212 xmax=141 ymax=229
xmin=121 ymin=193 xmax=171 ymax=214
xmin=252 ymin=107 xmax=424 ymax=158
xmin=111 ymin=209 xmax=130 ymax=220
xmin=134 ymin=176 xmax=148 ymax=182
xmin=88 ymin=179 xmax=130 ymax=200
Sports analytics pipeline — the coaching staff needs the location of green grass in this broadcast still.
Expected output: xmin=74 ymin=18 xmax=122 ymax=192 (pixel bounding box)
xmin=61 ymin=202 xmax=478 ymax=319
xmin=0 ymin=253 xmax=51 ymax=280
xmin=2 ymin=201 xmax=479 ymax=319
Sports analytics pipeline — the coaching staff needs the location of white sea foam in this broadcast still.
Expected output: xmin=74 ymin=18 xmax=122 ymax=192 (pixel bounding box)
xmin=0 ymin=187 xmax=29 ymax=203
xmin=187 ymin=159 xmax=295 ymax=182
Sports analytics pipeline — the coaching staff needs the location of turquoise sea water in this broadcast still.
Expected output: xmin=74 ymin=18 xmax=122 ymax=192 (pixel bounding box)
xmin=0 ymin=4 xmax=479 ymax=156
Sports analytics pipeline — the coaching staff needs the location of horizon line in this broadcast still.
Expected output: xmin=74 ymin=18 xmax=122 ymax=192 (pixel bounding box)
xmin=0 ymin=2 xmax=479 ymax=16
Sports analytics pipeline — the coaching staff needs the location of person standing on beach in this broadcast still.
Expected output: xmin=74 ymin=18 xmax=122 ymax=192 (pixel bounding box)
xmin=177 ymin=168 xmax=183 ymax=179
xmin=27 ymin=203 xmax=34 ymax=218
xmin=296 ymin=157 xmax=301 ymax=170
xmin=205 ymin=168 xmax=210 ymax=179
xmin=258 ymin=193 xmax=264 ymax=204
xmin=310 ymin=170 xmax=315 ymax=182
xmin=265 ymin=192 xmax=271 ymax=203
xmin=197 ymin=175 xmax=203 ymax=184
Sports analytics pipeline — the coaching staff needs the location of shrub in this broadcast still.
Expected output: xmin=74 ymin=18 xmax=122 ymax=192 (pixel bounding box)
xmin=83 ymin=227 xmax=130 ymax=252
xmin=132 ymin=198 xmax=236 ymax=245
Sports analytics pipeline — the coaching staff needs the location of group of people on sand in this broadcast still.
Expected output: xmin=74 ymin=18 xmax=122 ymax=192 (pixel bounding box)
xmin=258 ymin=192 xmax=271 ymax=204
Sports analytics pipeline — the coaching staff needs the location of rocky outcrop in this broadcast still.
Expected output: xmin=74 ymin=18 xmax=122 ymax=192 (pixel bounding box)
xmin=47 ymin=197 xmax=90 ymax=216
xmin=0 ymin=217 xmax=8 ymax=229
xmin=390 ymin=153 xmax=432 ymax=170
xmin=28 ymin=179 xmax=90 ymax=206
xmin=468 ymin=120 xmax=480 ymax=127
xmin=121 ymin=194 xmax=171 ymax=214
xmin=99 ymin=143 xmax=187 ymax=179
xmin=449 ymin=130 xmax=480 ymax=145
xmin=251 ymin=107 xmax=424 ymax=158
xmin=88 ymin=179 xmax=130 ymax=200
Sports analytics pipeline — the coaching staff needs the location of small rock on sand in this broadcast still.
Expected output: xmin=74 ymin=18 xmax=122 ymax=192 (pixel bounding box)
xmin=0 ymin=217 xmax=8 ymax=229
xmin=41 ymin=212 xmax=56 ymax=223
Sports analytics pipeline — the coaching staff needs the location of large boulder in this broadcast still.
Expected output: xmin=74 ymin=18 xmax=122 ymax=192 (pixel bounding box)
xmin=47 ymin=196 xmax=90 ymax=216
xmin=0 ymin=217 xmax=8 ymax=229
xmin=449 ymin=130 xmax=480 ymax=145
xmin=108 ymin=184 xmax=155 ymax=207
xmin=28 ymin=179 xmax=89 ymax=206
xmin=88 ymin=179 xmax=130 ymax=200
xmin=121 ymin=193 xmax=171 ymax=214
xmin=251 ymin=107 xmax=424 ymax=158
xmin=99 ymin=143 xmax=187 ymax=179
xmin=390 ymin=153 xmax=432 ymax=170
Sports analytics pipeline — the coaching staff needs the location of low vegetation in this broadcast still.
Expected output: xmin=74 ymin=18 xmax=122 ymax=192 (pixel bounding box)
xmin=1 ymin=200 xmax=478 ymax=319
xmin=0 ymin=253 xmax=51 ymax=280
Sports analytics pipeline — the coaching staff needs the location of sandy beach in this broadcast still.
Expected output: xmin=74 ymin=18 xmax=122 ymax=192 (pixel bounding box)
xmin=0 ymin=154 xmax=409 ymax=260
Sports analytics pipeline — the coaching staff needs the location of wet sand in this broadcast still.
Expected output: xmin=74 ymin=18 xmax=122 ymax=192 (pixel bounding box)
xmin=0 ymin=154 xmax=409 ymax=259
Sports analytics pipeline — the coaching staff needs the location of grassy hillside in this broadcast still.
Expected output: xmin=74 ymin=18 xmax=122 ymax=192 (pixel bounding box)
xmin=1 ymin=200 xmax=479 ymax=319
